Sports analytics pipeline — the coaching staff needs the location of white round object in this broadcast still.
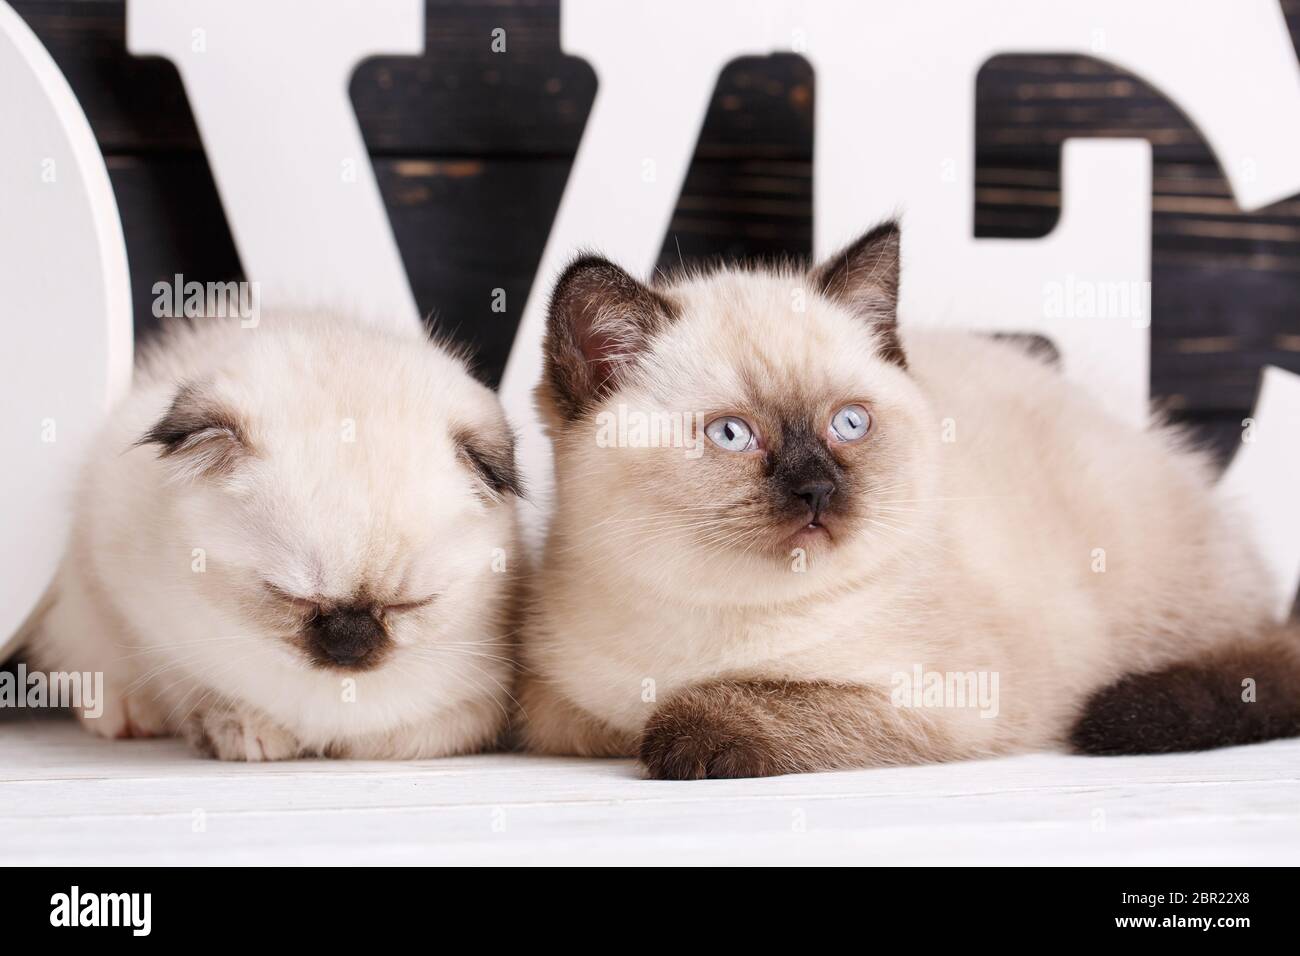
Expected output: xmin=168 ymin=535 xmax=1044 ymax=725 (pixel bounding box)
xmin=0 ymin=1 xmax=132 ymax=661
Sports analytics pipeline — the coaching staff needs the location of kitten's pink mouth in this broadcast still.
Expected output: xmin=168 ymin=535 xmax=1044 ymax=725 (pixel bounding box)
xmin=784 ymin=521 xmax=832 ymax=549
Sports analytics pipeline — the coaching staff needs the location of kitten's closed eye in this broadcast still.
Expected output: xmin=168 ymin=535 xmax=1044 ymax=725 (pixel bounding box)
xmin=262 ymin=583 xmax=436 ymax=617
xmin=263 ymin=583 xmax=321 ymax=618
xmin=380 ymin=595 xmax=438 ymax=615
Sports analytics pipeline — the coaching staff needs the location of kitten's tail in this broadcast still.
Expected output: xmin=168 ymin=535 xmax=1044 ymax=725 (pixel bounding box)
xmin=1070 ymin=624 xmax=1300 ymax=755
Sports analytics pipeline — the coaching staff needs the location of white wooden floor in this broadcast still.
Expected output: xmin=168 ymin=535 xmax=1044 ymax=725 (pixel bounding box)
xmin=2 ymin=715 xmax=1298 ymax=866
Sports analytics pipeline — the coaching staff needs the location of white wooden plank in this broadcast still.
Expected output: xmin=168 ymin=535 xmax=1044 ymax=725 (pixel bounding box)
xmin=2 ymin=717 xmax=1298 ymax=865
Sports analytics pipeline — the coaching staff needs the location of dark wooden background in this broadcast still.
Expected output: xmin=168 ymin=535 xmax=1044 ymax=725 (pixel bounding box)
xmin=11 ymin=0 xmax=1300 ymax=464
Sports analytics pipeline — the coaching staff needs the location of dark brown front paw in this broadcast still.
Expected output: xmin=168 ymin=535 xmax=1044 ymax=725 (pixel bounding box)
xmin=639 ymin=682 xmax=786 ymax=780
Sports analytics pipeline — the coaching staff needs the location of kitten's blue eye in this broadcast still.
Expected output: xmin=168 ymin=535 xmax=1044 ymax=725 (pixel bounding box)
xmin=705 ymin=416 xmax=757 ymax=452
xmin=829 ymin=404 xmax=871 ymax=442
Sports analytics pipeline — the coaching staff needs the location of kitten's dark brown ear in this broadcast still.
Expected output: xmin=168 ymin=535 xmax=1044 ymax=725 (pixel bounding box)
xmin=810 ymin=220 xmax=906 ymax=369
xmin=457 ymin=430 xmax=524 ymax=501
xmin=543 ymin=254 xmax=677 ymax=419
xmin=136 ymin=382 xmax=251 ymax=481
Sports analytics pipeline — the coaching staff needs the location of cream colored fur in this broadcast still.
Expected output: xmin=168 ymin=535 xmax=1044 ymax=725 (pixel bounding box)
xmin=522 ymin=267 xmax=1276 ymax=761
xmin=32 ymin=314 xmax=518 ymax=760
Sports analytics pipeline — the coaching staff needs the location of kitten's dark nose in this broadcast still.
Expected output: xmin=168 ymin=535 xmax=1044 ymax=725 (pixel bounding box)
xmin=308 ymin=607 xmax=388 ymax=669
xmin=793 ymin=480 xmax=835 ymax=519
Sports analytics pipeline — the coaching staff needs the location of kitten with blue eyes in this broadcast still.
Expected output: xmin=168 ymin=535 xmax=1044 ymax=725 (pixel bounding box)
xmin=30 ymin=313 xmax=521 ymax=760
xmin=519 ymin=221 xmax=1300 ymax=778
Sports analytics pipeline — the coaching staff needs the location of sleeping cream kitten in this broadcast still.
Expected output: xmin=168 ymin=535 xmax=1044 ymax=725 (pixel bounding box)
xmin=519 ymin=221 xmax=1300 ymax=779
xmin=31 ymin=313 xmax=521 ymax=760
